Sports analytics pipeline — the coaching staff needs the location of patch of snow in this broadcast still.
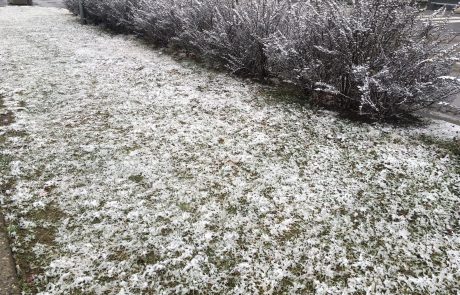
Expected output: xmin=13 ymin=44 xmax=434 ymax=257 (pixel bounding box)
xmin=0 ymin=6 xmax=459 ymax=295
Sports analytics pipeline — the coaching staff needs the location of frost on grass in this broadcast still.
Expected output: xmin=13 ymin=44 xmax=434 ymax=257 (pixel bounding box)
xmin=0 ymin=7 xmax=460 ymax=294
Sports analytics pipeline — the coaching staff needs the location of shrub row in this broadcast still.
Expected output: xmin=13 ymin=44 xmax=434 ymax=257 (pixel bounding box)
xmin=65 ymin=0 xmax=460 ymax=119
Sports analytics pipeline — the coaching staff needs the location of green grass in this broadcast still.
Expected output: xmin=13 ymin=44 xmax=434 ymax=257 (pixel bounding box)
xmin=128 ymin=174 xmax=145 ymax=183
xmin=419 ymin=134 xmax=460 ymax=157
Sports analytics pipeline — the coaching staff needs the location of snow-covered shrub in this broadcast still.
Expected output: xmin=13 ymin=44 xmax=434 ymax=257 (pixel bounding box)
xmin=180 ymin=0 xmax=291 ymax=77
xmin=131 ymin=0 xmax=186 ymax=46
xmin=63 ymin=0 xmax=79 ymax=15
xmin=266 ymin=0 xmax=460 ymax=118
xmin=171 ymin=0 xmax=222 ymax=52
xmin=65 ymin=0 xmax=137 ymax=31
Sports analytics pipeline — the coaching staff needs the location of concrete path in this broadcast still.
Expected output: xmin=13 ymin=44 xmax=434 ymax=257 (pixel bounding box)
xmin=0 ymin=0 xmax=64 ymax=8
xmin=452 ymin=95 xmax=460 ymax=108
xmin=0 ymin=215 xmax=19 ymax=295
xmin=32 ymin=0 xmax=65 ymax=8
xmin=429 ymin=62 xmax=460 ymax=125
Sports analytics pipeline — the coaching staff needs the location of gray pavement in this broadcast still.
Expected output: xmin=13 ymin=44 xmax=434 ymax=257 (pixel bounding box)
xmin=0 ymin=214 xmax=19 ymax=295
xmin=452 ymin=94 xmax=460 ymax=108
xmin=32 ymin=0 xmax=65 ymax=8
xmin=426 ymin=12 xmax=460 ymax=110
xmin=451 ymin=62 xmax=460 ymax=108
xmin=0 ymin=0 xmax=65 ymax=8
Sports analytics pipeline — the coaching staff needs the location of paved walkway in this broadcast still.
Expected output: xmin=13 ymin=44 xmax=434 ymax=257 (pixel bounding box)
xmin=425 ymin=63 xmax=460 ymax=125
xmin=0 ymin=215 xmax=19 ymax=295
xmin=0 ymin=0 xmax=64 ymax=8
xmin=32 ymin=0 xmax=65 ymax=8
xmin=449 ymin=62 xmax=460 ymax=109
xmin=452 ymin=95 xmax=460 ymax=108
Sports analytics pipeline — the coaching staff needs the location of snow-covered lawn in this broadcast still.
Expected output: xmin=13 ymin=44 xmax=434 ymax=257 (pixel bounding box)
xmin=0 ymin=7 xmax=459 ymax=295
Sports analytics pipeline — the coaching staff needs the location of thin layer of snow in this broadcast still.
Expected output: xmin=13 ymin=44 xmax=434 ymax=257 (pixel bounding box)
xmin=0 ymin=7 xmax=459 ymax=295
xmin=413 ymin=119 xmax=460 ymax=139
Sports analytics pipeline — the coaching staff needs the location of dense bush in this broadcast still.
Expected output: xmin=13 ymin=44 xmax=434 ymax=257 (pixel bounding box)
xmin=181 ymin=0 xmax=291 ymax=77
xmin=131 ymin=0 xmax=184 ymax=45
xmin=65 ymin=0 xmax=136 ymax=30
xmin=266 ymin=0 xmax=460 ymax=118
xmin=65 ymin=0 xmax=460 ymax=119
